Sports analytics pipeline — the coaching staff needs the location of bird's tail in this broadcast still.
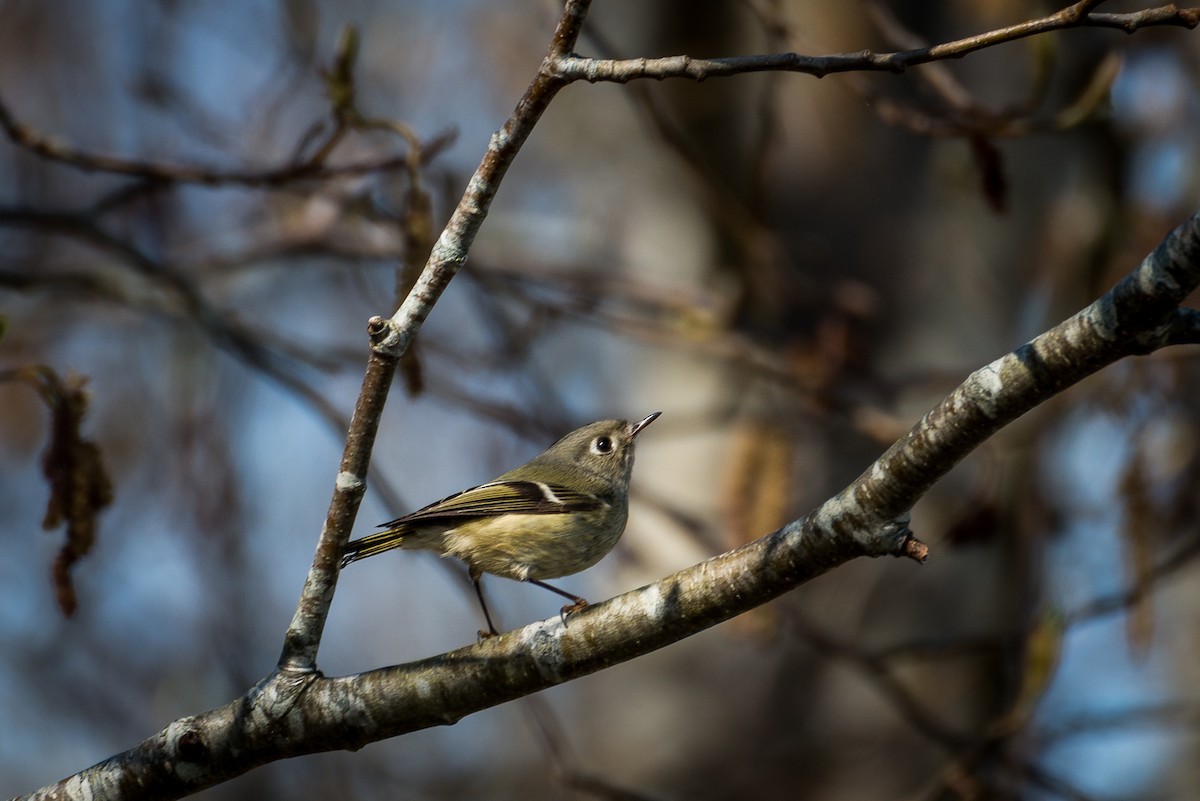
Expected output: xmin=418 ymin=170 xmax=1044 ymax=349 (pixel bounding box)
xmin=340 ymin=525 xmax=409 ymax=568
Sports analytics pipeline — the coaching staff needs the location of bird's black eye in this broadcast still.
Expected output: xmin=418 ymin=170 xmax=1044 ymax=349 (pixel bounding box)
xmin=593 ymin=435 xmax=614 ymax=454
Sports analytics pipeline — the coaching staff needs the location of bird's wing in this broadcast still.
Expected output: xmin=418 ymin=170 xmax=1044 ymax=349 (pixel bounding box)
xmin=380 ymin=480 xmax=605 ymax=528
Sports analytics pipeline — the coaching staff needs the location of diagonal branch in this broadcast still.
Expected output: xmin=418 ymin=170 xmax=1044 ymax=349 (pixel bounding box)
xmin=23 ymin=210 xmax=1200 ymax=801
xmin=287 ymin=211 xmax=1200 ymax=743
xmin=275 ymin=0 xmax=594 ymax=674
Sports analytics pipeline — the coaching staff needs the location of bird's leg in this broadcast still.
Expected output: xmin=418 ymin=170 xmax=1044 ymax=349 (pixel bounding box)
xmin=528 ymin=579 xmax=589 ymax=623
xmin=471 ymin=572 xmax=500 ymax=639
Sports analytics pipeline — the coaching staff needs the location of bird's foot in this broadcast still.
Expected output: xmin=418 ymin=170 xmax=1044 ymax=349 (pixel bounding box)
xmin=559 ymin=598 xmax=590 ymax=625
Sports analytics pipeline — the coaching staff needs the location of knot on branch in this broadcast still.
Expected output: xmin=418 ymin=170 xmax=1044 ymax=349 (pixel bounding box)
xmin=367 ymin=316 xmax=404 ymax=357
xmin=809 ymin=497 xmax=919 ymax=560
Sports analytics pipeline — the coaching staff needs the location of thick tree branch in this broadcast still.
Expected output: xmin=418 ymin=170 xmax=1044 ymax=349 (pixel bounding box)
xmin=22 ymin=210 xmax=1200 ymax=801
xmin=838 ymin=212 xmax=1200 ymax=528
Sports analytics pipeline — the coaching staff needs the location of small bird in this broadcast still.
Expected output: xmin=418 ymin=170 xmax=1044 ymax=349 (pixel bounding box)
xmin=341 ymin=412 xmax=660 ymax=636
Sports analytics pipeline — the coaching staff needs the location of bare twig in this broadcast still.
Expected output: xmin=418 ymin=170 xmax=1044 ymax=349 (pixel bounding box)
xmin=0 ymin=96 xmax=456 ymax=186
xmin=554 ymin=2 xmax=1200 ymax=84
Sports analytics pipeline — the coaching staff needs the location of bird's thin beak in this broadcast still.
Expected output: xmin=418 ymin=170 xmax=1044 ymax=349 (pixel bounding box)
xmin=631 ymin=411 xmax=662 ymax=438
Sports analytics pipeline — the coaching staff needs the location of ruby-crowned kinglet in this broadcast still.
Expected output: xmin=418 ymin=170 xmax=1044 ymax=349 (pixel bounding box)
xmin=341 ymin=412 xmax=660 ymax=636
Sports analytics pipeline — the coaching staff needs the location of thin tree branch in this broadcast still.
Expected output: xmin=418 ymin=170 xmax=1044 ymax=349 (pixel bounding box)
xmin=276 ymin=318 xmax=400 ymax=672
xmin=0 ymin=95 xmax=456 ymax=186
xmin=274 ymin=0 xmax=592 ymax=673
xmin=554 ymin=2 xmax=1200 ymax=84
xmin=0 ymin=207 xmax=327 ymax=383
